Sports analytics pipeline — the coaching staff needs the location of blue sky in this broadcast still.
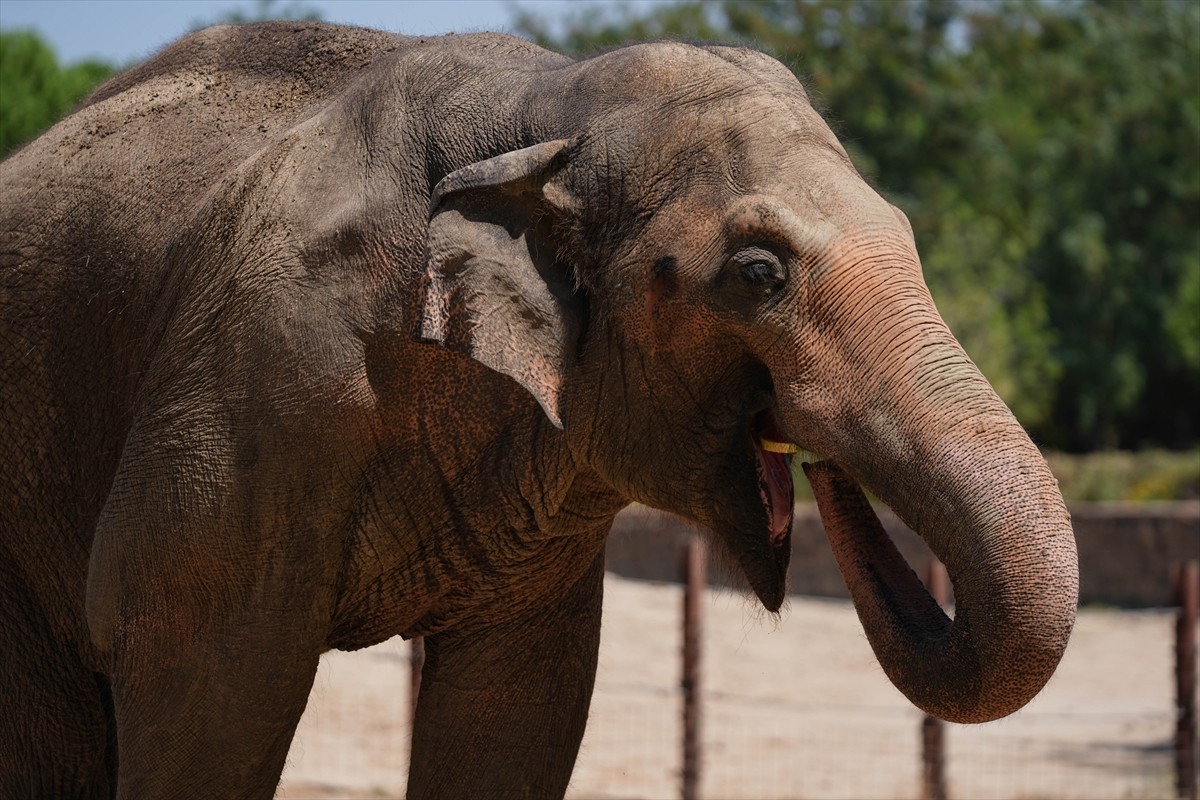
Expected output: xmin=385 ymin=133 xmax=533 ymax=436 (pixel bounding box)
xmin=0 ymin=0 xmax=644 ymax=66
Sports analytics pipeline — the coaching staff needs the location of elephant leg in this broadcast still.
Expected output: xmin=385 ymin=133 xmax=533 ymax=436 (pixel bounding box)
xmin=1 ymin=571 xmax=114 ymax=798
xmin=86 ymin=422 xmax=334 ymax=799
xmin=104 ymin=616 xmax=320 ymax=799
xmin=89 ymin=527 xmax=326 ymax=799
xmin=407 ymin=550 xmax=606 ymax=800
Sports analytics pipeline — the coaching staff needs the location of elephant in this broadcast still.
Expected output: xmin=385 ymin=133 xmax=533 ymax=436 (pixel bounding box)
xmin=0 ymin=20 xmax=1078 ymax=799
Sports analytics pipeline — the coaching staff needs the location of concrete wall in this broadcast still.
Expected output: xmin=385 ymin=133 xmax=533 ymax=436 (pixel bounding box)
xmin=604 ymin=502 xmax=1200 ymax=608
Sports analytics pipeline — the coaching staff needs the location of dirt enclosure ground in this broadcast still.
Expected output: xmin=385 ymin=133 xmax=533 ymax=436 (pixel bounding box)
xmin=277 ymin=574 xmax=1179 ymax=800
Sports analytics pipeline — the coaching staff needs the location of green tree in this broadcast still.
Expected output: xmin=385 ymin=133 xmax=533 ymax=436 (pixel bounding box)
xmin=517 ymin=0 xmax=1200 ymax=451
xmin=0 ymin=31 xmax=113 ymax=159
xmin=192 ymin=0 xmax=321 ymax=28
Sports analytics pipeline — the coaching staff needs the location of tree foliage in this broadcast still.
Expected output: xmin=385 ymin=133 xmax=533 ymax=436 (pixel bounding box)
xmin=190 ymin=0 xmax=321 ymax=28
xmin=518 ymin=0 xmax=1200 ymax=451
xmin=0 ymin=31 xmax=114 ymax=159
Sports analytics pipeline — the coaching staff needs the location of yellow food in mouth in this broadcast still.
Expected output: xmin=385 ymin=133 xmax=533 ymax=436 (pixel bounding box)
xmin=759 ymin=438 xmax=801 ymax=454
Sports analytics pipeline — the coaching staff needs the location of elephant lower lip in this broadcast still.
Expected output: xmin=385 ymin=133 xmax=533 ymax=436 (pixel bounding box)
xmin=752 ymin=410 xmax=795 ymax=543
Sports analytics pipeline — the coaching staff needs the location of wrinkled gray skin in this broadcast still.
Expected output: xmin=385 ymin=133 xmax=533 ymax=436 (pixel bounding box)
xmin=0 ymin=22 xmax=1078 ymax=799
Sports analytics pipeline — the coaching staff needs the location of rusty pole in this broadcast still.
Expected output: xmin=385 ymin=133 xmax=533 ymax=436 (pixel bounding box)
xmin=682 ymin=535 xmax=706 ymax=800
xmin=1176 ymin=561 xmax=1198 ymax=800
xmin=921 ymin=559 xmax=949 ymax=800
xmin=410 ymin=636 xmax=425 ymax=732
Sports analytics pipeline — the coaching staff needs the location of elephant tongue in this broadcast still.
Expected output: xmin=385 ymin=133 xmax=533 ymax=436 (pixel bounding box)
xmin=754 ymin=411 xmax=795 ymax=543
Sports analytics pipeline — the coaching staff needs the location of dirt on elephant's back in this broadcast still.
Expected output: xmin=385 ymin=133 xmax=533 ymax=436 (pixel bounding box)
xmin=278 ymin=574 xmax=1175 ymax=800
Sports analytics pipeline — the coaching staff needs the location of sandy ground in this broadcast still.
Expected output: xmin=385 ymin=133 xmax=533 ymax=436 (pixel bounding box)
xmin=276 ymin=575 xmax=1180 ymax=800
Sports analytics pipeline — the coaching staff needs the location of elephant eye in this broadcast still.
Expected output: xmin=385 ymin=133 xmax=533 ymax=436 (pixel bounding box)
xmin=742 ymin=260 xmax=778 ymax=287
xmin=731 ymin=248 xmax=786 ymax=294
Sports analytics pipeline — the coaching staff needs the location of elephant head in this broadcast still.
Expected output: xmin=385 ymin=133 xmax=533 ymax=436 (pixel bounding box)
xmin=416 ymin=43 xmax=1077 ymax=723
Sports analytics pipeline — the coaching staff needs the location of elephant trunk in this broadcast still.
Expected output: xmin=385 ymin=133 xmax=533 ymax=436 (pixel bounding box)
xmin=803 ymin=452 xmax=1077 ymax=723
xmin=784 ymin=261 xmax=1078 ymax=723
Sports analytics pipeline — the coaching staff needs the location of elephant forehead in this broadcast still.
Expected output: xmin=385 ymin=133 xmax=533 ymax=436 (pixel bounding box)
xmin=666 ymin=175 xmax=901 ymax=254
xmin=724 ymin=197 xmax=839 ymax=253
xmin=727 ymin=140 xmax=907 ymax=241
xmin=590 ymin=75 xmax=826 ymax=169
xmin=577 ymin=87 xmax=906 ymax=265
xmin=575 ymin=41 xmax=798 ymax=104
xmin=661 ymin=109 xmax=864 ymax=213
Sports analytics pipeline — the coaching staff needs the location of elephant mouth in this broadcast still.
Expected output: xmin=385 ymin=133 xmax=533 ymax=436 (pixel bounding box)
xmin=752 ymin=409 xmax=796 ymax=545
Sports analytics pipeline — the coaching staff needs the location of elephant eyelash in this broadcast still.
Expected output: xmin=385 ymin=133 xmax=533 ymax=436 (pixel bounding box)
xmin=729 ymin=247 xmax=787 ymax=293
xmin=741 ymin=260 xmax=781 ymax=288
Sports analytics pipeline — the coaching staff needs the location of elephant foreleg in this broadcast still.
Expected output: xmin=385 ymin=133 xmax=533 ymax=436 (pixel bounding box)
xmin=104 ymin=611 xmax=321 ymax=799
xmin=407 ymin=551 xmax=606 ymax=800
xmin=89 ymin=505 xmax=327 ymax=800
xmin=85 ymin=415 xmax=336 ymax=799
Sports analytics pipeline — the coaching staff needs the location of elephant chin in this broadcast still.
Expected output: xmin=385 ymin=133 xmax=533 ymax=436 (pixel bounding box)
xmin=699 ymin=441 xmax=793 ymax=612
xmin=739 ymin=524 xmax=790 ymax=612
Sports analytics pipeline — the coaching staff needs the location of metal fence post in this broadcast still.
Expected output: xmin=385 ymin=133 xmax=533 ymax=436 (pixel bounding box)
xmin=682 ymin=535 xmax=706 ymax=800
xmin=922 ymin=559 xmax=949 ymax=800
xmin=1176 ymin=561 xmax=1198 ymax=800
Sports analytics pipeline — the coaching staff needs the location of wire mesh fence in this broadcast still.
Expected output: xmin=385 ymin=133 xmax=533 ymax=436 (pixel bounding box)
xmin=571 ymin=685 xmax=1176 ymax=800
xmin=699 ymin=697 xmax=921 ymax=800
xmin=570 ymin=560 xmax=1188 ymax=800
xmin=942 ymin=711 xmax=1174 ymax=800
xmin=279 ymin=569 xmax=1192 ymax=800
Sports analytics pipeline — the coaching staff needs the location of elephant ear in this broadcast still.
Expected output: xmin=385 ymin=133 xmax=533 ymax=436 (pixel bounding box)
xmin=415 ymin=140 xmax=583 ymax=429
